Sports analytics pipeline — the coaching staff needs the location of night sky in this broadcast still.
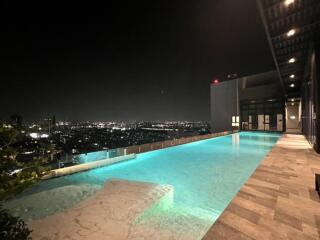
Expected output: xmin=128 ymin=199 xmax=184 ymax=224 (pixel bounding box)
xmin=1 ymin=1 xmax=275 ymax=122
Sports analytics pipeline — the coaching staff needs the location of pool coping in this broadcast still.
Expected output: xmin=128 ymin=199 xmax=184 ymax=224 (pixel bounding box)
xmin=42 ymin=154 xmax=136 ymax=179
xmin=202 ymin=134 xmax=320 ymax=240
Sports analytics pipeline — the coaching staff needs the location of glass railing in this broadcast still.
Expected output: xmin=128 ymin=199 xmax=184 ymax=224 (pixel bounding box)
xmin=55 ymin=130 xmax=236 ymax=169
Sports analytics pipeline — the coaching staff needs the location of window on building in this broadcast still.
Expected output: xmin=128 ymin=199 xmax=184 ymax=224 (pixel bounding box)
xmin=232 ymin=116 xmax=240 ymax=127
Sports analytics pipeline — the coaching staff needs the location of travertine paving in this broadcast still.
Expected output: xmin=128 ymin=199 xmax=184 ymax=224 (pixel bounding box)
xmin=203 ymin=134 xmax=320 ymax=240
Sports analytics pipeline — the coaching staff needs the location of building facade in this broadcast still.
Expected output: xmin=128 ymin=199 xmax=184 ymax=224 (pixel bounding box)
xmin=210 ymin=71 xmax=285 ymax=134
xmin=211 ymin=0 xmax=320 ymax=153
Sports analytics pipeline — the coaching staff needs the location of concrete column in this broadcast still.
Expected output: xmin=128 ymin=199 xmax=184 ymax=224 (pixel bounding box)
xmin=315 ymin=46 xmax=320 ymax=153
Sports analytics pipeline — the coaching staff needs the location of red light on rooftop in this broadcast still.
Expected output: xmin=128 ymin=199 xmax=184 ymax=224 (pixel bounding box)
xmin=212 ymin=79 xmax=220 ymax=85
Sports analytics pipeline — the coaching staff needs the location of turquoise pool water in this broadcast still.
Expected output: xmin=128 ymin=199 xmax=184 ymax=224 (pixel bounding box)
xmin=5 ymin=132 xmax=280 ymax=223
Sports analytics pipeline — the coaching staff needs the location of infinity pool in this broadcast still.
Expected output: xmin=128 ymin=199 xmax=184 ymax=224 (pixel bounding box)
xmin=5 ymin=132 xmax=280 ymax=226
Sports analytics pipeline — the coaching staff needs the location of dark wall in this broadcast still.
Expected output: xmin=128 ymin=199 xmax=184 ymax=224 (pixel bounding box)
xmin=236 ymin=71 xmax=283 ymax=101
xmin=239 ymin=83 xmax=283 ymax=101
xmin=316 ymin=44 xmax=320 ymax=153
xmin=210 ymin=80 xmax=238 ymax=133
xmin=301 ymin=44 xmax=319 ymax=153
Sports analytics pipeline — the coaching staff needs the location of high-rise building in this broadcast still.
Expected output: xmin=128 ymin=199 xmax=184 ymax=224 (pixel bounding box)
xmin=43 ymin=116 xmax=56 ymax=134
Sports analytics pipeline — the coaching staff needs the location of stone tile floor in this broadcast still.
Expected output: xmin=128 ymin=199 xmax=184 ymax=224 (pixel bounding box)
xmin=203 ymin=134 xmax=320 ymax=240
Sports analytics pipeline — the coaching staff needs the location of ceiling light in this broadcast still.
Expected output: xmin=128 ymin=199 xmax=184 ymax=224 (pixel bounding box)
xmin=291 ymin=99 xmax=295 ymax=102
xmin=287 ymin=29 xmax=296 ymax=37
xmin=284 ymin=0 xmax=294 ymax=6
xmin=289 ymin=58 xmax=296 ymax=63
xmin=290 ymin=74 xmax=295 ymax=78
xmin=290 ymin=83 xmax=295 ymax=88
xmin=291 ymin=103 xmax=295 ymax=106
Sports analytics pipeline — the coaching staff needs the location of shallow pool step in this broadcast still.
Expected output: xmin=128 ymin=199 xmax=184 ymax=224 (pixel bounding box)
xmin=28 ymin=179 xmax=174 ymax=240
xmin=131 ymin=204 xmax=219 ymax=240
xmin=3 ymin=183 xmax=101 ymax=221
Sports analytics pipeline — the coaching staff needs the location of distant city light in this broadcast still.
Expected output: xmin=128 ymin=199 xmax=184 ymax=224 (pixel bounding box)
xmin=40 ymin=134 xmax=49 ymax=138
xmin=284 ymin=0 xmax=294 ymax=6
xmin=286 ymin=29 xmax=296 ymax=37
xmin=30 ymin=133 xmax=39 ymax=139
xmin=9 ymin=169 xmax=22 ymax=176
xmin=23 ymin=151 xmax=34 ymax=154
xmin=288 ymin=58 xmax=296 ymax=63
xmin=290 ymin=83 xmax=295 ymax=88
xmin=290 ymin=74 xmax=295 ymax=79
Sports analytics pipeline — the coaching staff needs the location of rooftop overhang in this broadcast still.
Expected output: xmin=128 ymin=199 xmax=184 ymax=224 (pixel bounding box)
xmin=257 ymin=0 xmax=320 ymax=99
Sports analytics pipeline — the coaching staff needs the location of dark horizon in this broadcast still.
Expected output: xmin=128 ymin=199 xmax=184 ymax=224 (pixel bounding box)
xmin=0 ymin=1 xmax=275 ymax=122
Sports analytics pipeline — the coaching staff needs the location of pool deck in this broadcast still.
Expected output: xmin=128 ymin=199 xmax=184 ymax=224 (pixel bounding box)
xmin=203 ymin=134 xmax=320 ymax=240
